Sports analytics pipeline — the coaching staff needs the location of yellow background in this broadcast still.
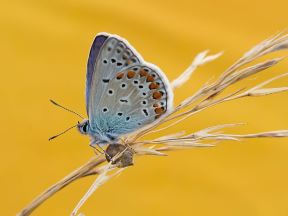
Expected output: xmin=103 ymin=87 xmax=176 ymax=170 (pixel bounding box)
xmin=1 ymin=0 xmax=288 ymax=215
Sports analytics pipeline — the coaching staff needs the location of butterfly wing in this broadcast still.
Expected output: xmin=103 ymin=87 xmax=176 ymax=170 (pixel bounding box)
xmin=93 ymin=63 xmax=173 ymax=139
xmin=86 ymin=33 xmax=173 ymax=141
xmin=86 ymin=33 xmax=143 ymax=118
xmin=86 ymin=34 xmax=108 ymax=113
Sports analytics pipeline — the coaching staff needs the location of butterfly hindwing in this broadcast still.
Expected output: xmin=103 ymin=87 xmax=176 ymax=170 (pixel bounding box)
xmin=93 ymin=63 xmax=173 ymax=137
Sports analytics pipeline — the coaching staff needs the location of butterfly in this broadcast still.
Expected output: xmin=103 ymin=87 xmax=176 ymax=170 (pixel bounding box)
xmin=77 ymin=33 xmax=174 ymax=146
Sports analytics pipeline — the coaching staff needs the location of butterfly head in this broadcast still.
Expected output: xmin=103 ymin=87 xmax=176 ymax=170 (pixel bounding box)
xmin=77 ymin=119 xmax=118 ymax=144
xmin=77 ymin=119 xmax=90 ymax=135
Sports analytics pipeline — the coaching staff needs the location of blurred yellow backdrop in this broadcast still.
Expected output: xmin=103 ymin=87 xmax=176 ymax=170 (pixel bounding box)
xmin=1 ymin=0 xmax=288 ymax=215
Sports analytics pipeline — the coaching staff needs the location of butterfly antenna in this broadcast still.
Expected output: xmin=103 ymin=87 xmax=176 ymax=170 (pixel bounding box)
xmin=49 ymin=124 xmax=78 ymax=141
xmin=50 ymin=99 xmax=84 ymax=119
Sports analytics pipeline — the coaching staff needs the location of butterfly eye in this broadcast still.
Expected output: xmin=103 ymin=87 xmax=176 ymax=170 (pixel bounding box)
xmin=82 ymin=123 xmax=88 ymax=133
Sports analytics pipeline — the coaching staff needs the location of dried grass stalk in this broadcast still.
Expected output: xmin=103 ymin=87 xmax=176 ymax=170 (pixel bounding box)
xmin=18 ymin=32 xmax=288 ymax=216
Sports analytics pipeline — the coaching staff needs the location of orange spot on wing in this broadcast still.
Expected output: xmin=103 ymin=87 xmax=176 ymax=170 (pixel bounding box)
xmin=127 ymin=71 xmax=136 ymax=79
xmin=149 ymin=82 xmax=159 ymax=89
xmin=146 ymin=75 xmax=154 ymax=82
xmin=140 ymin=69 xmax=148 ymax=77
xmin=153 ymin=91 xmax=162 ymax=99
xmin=116 ymin=72 xmax=124 ymax=79
xmin=155 ymin=107 xmax=165 ymax=114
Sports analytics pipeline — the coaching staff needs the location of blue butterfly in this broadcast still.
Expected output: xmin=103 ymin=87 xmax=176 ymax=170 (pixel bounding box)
xmin=76 ymin=33 xmax=174 ymax=146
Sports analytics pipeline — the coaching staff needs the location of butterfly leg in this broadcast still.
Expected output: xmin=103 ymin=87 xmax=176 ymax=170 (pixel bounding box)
xmin=89 ymin=144 xmax=103 ymax=155
xmin=89 ymin=143 xmax=113 ymax=161
xmin=89 ymin=142 xmax=104 ymax=154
